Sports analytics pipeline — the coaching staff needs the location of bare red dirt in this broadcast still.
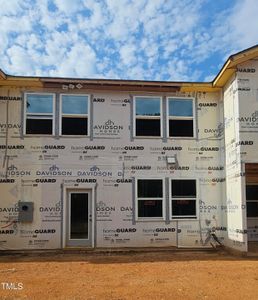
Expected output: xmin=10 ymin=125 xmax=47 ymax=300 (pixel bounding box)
xmin=0 ymin=250 xmax=257 ymax=300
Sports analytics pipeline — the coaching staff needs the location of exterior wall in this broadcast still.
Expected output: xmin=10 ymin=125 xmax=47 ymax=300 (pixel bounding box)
xmin=0 ymin=84 xmax=226 ymax=250
xmin=222 ymin=57 xmax=258 ymax=251
xmin=223 ymin=75 xmax=247 ymax=252
xmin=237 ymin=58 xmax=258 ymax=243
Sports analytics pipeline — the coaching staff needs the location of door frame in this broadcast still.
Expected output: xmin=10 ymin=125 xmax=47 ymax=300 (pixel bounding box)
xmin=67 ymin=190 xmax=91 ymax=247
xmin=62 ymin=185 xmax=96 ymax=248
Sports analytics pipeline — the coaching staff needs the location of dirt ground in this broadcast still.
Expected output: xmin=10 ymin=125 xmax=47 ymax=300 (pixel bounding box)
xmin=0 ymin=250 xmax=257 ymax=300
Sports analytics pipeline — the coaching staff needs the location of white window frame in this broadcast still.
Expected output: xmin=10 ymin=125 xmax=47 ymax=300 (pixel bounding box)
xmin=133 ymin=96 xmax=163 ymax=138
xmin=166 ymin=97 xmax=196 ymax=139
xmin=169 ymin=178 xmax=198 ymax=220
xmin=59 ymin=93 xmax=90 ymax=137
xmin=24 ymin=92 xmax=55 ymax=136
xmin=135 ymin=177 xmax=165 ymax=221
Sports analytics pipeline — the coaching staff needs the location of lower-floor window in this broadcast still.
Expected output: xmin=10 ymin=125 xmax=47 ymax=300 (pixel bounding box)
xmin=171 ymin=179 xmax=197 ymax=219
xmin=246 ymin=185 xmax=258 ymax=218
xmin=136 ymin=178 xmax=197 ymax=220
xmin=137 ymin=179 xmax=163 ymax=218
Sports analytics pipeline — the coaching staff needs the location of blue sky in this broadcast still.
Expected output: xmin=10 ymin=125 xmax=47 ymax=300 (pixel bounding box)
xmin=0 ymin=0 xmax=258 ymax=82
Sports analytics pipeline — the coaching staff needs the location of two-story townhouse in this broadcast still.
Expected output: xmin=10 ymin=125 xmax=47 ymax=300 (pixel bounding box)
xmin=0 ymin=45 xmax=258 ymax=254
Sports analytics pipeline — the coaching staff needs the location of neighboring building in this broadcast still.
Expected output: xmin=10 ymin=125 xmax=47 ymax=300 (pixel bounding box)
xmin=0 ymin=45 xmax=258 ymax=253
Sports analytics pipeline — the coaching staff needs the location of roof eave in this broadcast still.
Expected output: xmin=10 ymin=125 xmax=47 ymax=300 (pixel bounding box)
xmin=213 ymin=44 xmax=258 ymax=88
xmin=0 ymin=69 xmax=6 ymax=80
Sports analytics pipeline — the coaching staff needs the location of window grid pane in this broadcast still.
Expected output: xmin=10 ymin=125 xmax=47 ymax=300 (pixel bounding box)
xmin=168 ymin=99 xmax=193 ymax=117
xmin=138 ymin=179 xmax=163 ymax=198
xmin=25 ymin=94 xmax=54 ymax=135
xmin=247 ymin=201 xmax=258 ymax=217
xmin=26 ymin=94 xmax=53 ymax=114
xmin=172 ymin=199 xmax=196 ymax=217
xmin=26 ymin=119 xmax=52 ymax=135
xmin=62 ymin=117 xmax=88 ymax=135
xmin=136 ymin=97 xmax=161 ymax=116
xmin=246 ymin=185 xmax=258 ymax=200
xmin=169 ymin=119 xmax=194 ymax=137
xmin=171 ymin=180 xmax=196 ymax=197
xmin=136 ymin=119 xmax=161 ymax=136
xmin=138 ymin=200 xmax=163 ymax=218
xmin=62 ymin=95 xmax=88 ymax=114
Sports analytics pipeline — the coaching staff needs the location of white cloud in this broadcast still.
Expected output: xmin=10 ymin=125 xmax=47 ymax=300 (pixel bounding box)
xmin=6 ymin=45 xmax=35 ymax=74
xmin=105 ymin=0 xmax=145 ymax=40
xmin=53 ymin=0 xmax=83 ymax=14
xmin=228 ymin=0 xmax=258 ymax=49
xmin=0 ymin=30 xmax=10 ymax=55
xmin=123 ymin=65 xmax=146 ymax=79
xmin=162 ymin=40 xmax=179 ymax=59
xmin=188 ymin=0 xmax=258 ymax=65
xmin=82 ymin=0 xmax=107 ymax=29
xmin=120 ymin=44 xmax=137 ymax=66
xmin=0 ymin=0 xmax=23 ymax=16
xmin=143 ymin=0 xmax=164 ymax=16
xmin=0 ymin=0 xmax=257 ymax=81
xmin=204 ymin=74 xmax=216 ymax=82
xmin=50 ymin=43 xmax=96 ymax=77
xmin=0 ymin=16 xmax=31 ymax=34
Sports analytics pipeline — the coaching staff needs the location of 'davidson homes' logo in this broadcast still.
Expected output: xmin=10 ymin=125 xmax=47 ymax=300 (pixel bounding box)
xmin=0 ymin=165 xmax=31 ymax=177
xmin=0 ymin=123 xmax=21 ymax=130
xmin=238 ymin=110 xmax=258 ymax=130
xmin=36 ymin=165 xmax=72 ymax=176
xmin=77 ymin=165 xmax=112 ymax=177
xmin=94 ymin=120 xmax=123 ymax=136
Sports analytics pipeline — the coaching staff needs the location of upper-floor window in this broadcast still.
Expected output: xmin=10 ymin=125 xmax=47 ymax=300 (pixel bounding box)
xmin=60 ymin=94 xmax=89 ymax=136
xmin=167 ymin=97 xmax=195 ymax=137
xmin=134 ymin=96 xmax=162 ymax=137
xmin=25 ymin=93 xmax=55 ymax=135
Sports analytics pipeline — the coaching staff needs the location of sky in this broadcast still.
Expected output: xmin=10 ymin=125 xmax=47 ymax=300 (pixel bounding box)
xmin=0 ymin=0 xmax=258 ymax=82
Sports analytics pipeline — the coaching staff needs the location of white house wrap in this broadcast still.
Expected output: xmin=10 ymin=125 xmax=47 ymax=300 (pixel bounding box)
xmin=0 ymin=45 xmax=258 ymax=253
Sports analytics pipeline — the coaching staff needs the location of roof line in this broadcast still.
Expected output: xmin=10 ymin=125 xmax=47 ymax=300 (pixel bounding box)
xmin=3 ymin=72 xmax=212 ymax=86
xmin=0 ymin=69 xmax=6 ymax=80
xmin=213 ymin=44 xmax=258 ymax=87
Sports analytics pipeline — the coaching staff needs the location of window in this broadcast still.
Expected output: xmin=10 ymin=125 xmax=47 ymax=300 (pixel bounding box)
xmin=25 ymin=93 xmax=54 ymax=135
xmin=167 ymin=98 xmax=195 ymax=137
xmin=60 ymin=94 xmax=89 ymax=135
xmin=171 ymin=179 xmax=197 ymax=219
xmin=134 ymin=96 xmax=162 ymax=137
xmin=246 ymin=185 xmax=258 ymax=218
xmin=137 ymin=179 xmax=164 ymax=218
